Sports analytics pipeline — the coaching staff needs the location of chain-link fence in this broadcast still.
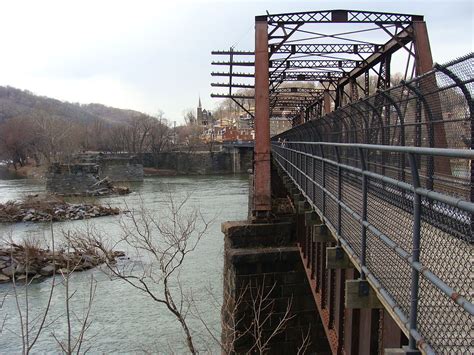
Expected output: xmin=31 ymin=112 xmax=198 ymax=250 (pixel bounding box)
xmin=271 ymin=53 xmax=473 ymax=354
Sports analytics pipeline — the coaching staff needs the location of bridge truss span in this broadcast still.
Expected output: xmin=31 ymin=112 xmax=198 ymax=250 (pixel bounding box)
xmin=272 ymin=54 xmax=473 ymax=354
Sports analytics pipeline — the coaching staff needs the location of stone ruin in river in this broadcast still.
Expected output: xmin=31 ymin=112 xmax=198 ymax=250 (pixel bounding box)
xmin=46 ymin=154 xmax=143 ymax=196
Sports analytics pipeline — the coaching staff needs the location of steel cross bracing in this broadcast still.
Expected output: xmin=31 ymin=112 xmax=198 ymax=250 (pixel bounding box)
xmin=264 ymin=9 xmax=426 ymax=121
xmin=211 ymin=9 xmax=427 ymax=127
xmin=211 ymin=8 xmax=434 ymax=218
xmin=270 ymin=59 xmax=361 ymax=69
xmin=269 ymin=43 xmax=380 ymax=54
xmin=265 ymin=10 xmax=422 ymax=24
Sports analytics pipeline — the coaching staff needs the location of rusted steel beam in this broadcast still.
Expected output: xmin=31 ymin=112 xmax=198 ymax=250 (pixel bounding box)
xmin=253 ymin=16 xmax=271 ymax=214
xmin=328 ymin=268 xmax=336 ymax=328
xmin=271 ymin=87 xmax=326 ymax=94
xmin=324 ymin=90 xmax=332 ymax=114
xmin=337 ymin=26 xmax=414 ymax=88
xmin=334 ymin=269 xmax=346 ymax=351
xmin=321 ymin=243 xmax=328 ymax=308
xmin=343 ymin=269 xmax=360 ymax=354
xmin=271 ymin=43 xmax=379 ymax=55
xmin=381 ymin=310 xmax=406 ymax=350
xmin=270 ymin=70 xmax=347 ymax=82
xmin=299 ymin=247 xmax=341 ymax=354
xmin=266 ymin=10 xmax=423 ymax=24
xmin=412 ymin=21 xmax=451 ymax=176
xmin=412 ymin=22 xmax=433 ymax=76
xmin=358 ymin=309 xmax=381 ymax=354
xmin=270 ymin=59 xmax=360 ymax=69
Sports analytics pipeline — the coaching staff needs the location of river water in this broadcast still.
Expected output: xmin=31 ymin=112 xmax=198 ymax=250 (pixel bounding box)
xmin=0 ymin=175 xmax=249 ymax=353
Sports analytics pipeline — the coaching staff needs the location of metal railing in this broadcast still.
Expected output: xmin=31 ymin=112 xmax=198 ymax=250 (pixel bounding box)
xmin=271 ymin=54 xmax=473 ymax=354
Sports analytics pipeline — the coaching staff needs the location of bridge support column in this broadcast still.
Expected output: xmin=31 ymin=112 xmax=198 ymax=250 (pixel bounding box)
xmin=221 ymin=219 xmax=330 ymax=354
xmin=253 ymin=15 xmax=271 ymax=217
xmin=221 ymin=164 xmax=330 ymax=353
xmin=326 ymin=246 xmax=352 ymax=269
xmin=345 ymin=279 xmax=382 ymax=309
xmin=323 ymin=89 xmax=332 ymax=114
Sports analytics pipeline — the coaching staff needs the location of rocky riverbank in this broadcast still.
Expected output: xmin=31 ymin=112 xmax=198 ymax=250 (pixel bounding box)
xmin=0 ymin=195 xmax=120 ymax=223
xmin=52 ymin=176 xmax=131 ymax=197
xmin=0 ymin=243 xmax=125 ymax=284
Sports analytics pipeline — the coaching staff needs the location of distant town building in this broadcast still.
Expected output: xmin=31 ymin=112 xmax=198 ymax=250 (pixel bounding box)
xmin=195 ymin=98 xmax=290 ymax=142
xmin=197 ymin=97 xmax=213 ymax=127
xmin=270 ymin=116 xmax=292 ymax=136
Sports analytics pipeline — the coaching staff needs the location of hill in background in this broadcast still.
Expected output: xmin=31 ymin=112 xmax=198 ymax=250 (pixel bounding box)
xmin=0 ymin=86 xmax=146 ymax=125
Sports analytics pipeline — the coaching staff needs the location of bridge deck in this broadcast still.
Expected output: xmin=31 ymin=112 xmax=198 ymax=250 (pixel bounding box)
xmin=272 ymin=143 xmax=473 ymax=354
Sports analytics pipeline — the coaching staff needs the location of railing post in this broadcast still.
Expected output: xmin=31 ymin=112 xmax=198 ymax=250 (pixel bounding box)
xmin=334 ymin=146 xmax=342 ymax=237
xmin=358 ymin=147 xmax=368 ymax=280
xmin=408 ymin=153 xmax=421 ymax=352
xmin=321 ymin=145 xmax=326 ymax=216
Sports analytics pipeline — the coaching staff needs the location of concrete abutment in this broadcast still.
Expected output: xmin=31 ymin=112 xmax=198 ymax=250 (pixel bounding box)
xmin=221 ymin=163 xmax=331 ymax=354
xmin=221 ymin=220 xmax=331 ymax=354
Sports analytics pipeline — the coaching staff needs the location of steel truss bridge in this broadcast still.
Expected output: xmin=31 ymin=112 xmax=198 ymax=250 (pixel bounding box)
xmin=212 ymin=9 xmax=473 ymax=354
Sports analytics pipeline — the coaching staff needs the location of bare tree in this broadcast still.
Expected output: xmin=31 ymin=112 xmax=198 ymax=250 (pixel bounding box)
xmin=1 ymin=226 xmax=97 ymax=354
xmin=5 ymin=226 xmax=57 ymax=354
xmin=183 ymin=108 xmax=197 ymax=125
xmin=73 ymin=193 xmax=211 ymax=354
xmin=51 ymin=235 xmax=97 ymax=354
xmin=192 ymin=278 xmax=306 ymax=354
xmin=0 ymin=117 xmax=36 ymax=168
xmin=247 ymin=279 xmax=293 ymax=354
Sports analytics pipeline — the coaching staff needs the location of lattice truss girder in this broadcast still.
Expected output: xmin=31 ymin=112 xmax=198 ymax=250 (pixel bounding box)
xmin=211 ymin=9 xmax=424 ymax=122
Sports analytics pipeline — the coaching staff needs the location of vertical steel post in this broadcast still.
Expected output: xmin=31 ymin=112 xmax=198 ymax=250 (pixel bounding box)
xmin=413 ymin=21 xmax=451 ymax=176
xmin=408 ymin=153 xmax=421 ymax=351
xmin=412 ymin=21 xmax=433 ymax=76
xmin=364 ymin=71 xmax=370 ymax=97
xmin=359 ymin=147 xmax=368 ymax=280
xmin=321 ymin=146 xmax=326 ymax=216
xmin=324 ymin=89 xmax=332 ymax=115
xmin=253 ymin=16 xmax=271 ymax=216
xmin=335 ymin=146 xmax=342 ymax=237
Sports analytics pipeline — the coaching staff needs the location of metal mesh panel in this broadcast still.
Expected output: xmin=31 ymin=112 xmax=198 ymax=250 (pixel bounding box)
xmin=417 ymin=276 xmax=472 ymax=353
xmin=366 ymin=176 xmax=413 ymax=252
xmin=365 ymin=229 xmax=412 ymax=316
xmin=271 ymin=53 xmax=473 ymax=354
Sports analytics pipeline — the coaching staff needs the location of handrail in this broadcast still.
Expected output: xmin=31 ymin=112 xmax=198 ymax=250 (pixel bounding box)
xmin=270 ymin=53 xmax=473 ymax=354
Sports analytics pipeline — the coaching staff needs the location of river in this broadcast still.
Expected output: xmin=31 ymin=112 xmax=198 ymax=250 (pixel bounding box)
xmin=0 ymin=174 xmax=249 ymax=353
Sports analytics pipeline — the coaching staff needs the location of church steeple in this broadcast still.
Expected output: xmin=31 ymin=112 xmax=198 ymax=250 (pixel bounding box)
xmin=197 ymin=96 xmax=203 ymax=125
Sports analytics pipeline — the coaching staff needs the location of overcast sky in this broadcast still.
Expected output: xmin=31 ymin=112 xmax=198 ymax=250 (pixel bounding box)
xmin=0 ymin=0 xmax=472 ymax=124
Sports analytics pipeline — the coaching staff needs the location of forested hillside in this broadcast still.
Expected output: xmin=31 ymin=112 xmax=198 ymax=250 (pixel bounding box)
xmin=0 ymin=86 xmax=173 ymax=168
xmin=0 ymin=86 xmax=143 ymax=124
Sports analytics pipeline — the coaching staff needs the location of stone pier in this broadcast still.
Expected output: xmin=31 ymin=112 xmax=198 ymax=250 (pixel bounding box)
xmin=221 ymin=165 xmax=330 ymax=354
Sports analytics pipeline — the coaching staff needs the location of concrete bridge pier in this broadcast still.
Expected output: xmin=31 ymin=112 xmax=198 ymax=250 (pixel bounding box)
xmin=221 ymin=165 xmax=330 ymax=354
